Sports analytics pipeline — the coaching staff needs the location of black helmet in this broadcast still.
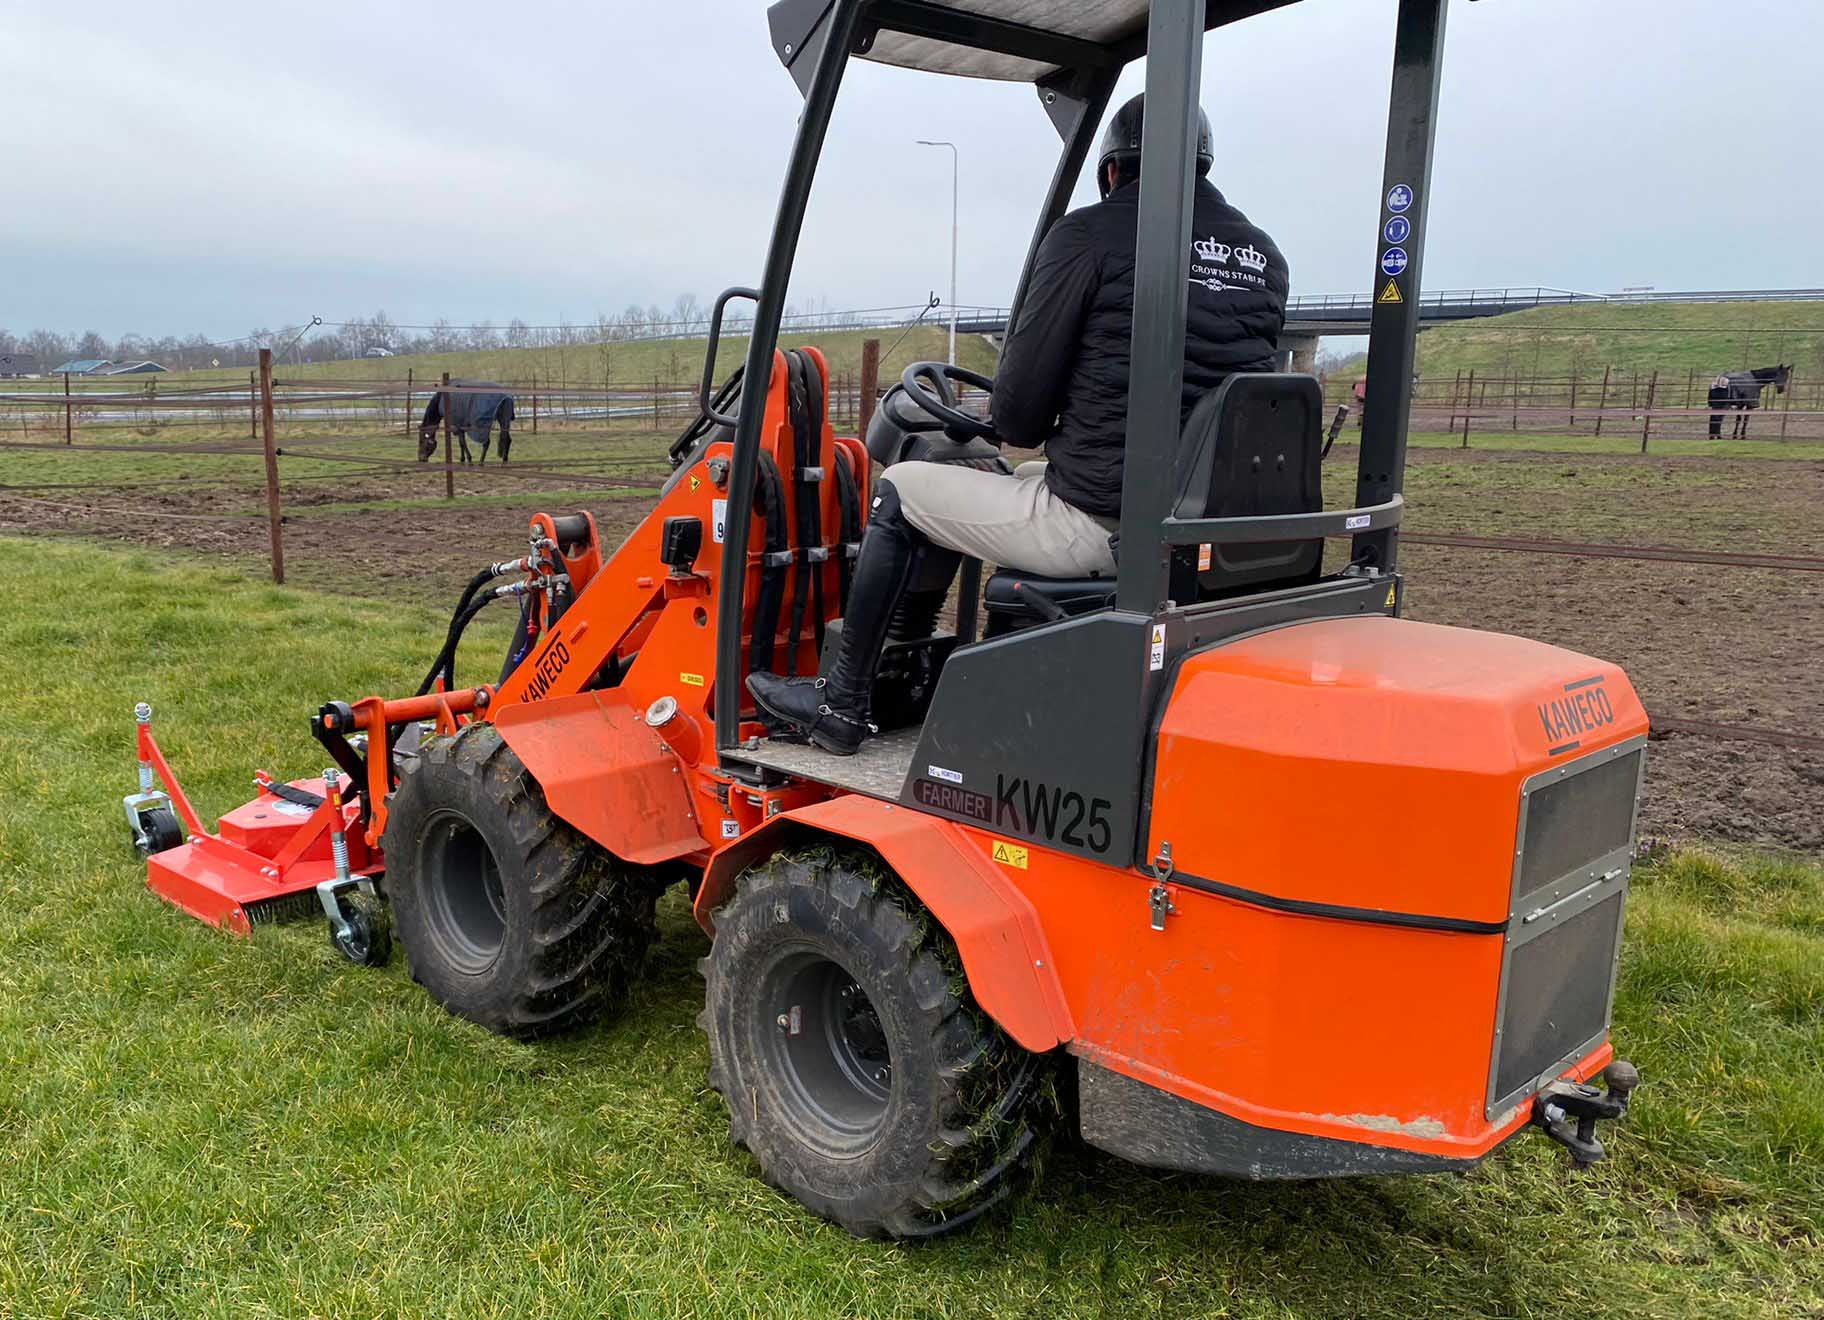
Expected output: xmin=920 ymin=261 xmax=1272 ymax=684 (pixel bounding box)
xmin=1097 ymin=94 xmax=1214 ymax=198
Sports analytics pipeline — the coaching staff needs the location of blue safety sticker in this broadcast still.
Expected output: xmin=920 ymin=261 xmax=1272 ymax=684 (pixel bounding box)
xmin=1383 ymin=214 xmax=1411 ymax=245
xmin=1381 ymin=247 xmax=1409 ymax=277
xmin=1386 ymin=183 xmax=1414 ymax=213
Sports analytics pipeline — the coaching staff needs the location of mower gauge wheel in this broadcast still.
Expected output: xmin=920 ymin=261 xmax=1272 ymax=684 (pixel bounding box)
xmin=330 ymin=891 xmax=393 ymax=968
xmin=133 ymin=806 xmax=184 ymax=858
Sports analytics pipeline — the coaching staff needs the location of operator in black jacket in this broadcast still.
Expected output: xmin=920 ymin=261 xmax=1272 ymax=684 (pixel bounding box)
xmin=748 ymin=95 xmax=1290 ymax=755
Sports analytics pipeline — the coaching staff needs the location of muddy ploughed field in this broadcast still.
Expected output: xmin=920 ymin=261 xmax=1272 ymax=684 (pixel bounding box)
xmin=3 ymin=444 xmax=1818 ymax=852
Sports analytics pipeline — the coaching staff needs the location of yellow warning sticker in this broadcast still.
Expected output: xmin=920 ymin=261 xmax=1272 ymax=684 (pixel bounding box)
xmin=990 ymin=840 xmax=1029 ymax=870
xmin=689 ymin=474 xmax=702 ymax=492
xmin=680 ymin=672 xmax=705 ymax=687
xmin=1385 ymin=584 xmax=1398 ymax=609
xmin=1378 ymin=279 xmax=1403 ymax=304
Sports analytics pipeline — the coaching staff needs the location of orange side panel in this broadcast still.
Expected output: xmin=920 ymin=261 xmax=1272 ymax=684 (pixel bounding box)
xmin=1149 ymin=616 xmax=1648 ymax=923
xmin=494 ymin=691 xmax=704 ymax=865
xmin=695 ymin=796 xmax=1075 ymax=1054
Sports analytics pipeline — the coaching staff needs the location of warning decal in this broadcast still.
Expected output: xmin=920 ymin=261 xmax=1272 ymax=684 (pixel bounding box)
xmin=990 ymin=840 xmax=1029 ymax=870
xmin=1378 ymin=279 xmax=1403 ymax=304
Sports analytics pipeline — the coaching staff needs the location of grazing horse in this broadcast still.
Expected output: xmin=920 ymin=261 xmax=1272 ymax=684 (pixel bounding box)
xmin=419 ymin=381 xmax=517 ymax=463
xmin=1707 ymin=364 xmax=1790 ymax=439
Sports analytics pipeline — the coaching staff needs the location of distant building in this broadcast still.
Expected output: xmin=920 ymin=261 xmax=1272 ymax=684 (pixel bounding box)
xmin=99 ymin=361 xmax=169 ymax=375
xmin=0 ymin=351 xmax=40 ymax=377
xmin=51 ymin=358 xmax=113 ymax=375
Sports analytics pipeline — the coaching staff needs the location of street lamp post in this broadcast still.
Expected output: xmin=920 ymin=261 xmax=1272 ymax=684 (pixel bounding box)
xmin=916 ymin=139 xmax=958 ymax=365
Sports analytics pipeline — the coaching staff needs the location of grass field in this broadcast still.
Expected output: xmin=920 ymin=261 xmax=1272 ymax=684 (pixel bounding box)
xmin=1 ymin=535 xmax=1821 ymax=1319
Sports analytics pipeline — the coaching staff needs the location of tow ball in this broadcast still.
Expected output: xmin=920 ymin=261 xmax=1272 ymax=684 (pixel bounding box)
xmin=315 ymin=767 xmax=392 ymax=968
xmin=1534 ymin=1060 xmax=1640 ymax=1167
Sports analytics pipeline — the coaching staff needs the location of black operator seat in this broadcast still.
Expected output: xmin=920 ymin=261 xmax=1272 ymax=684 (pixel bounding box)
xmin=984 ymin=372 xmax=1325 ymax=635
xmin=1168 ymin=372 xmax=1324 ymax=601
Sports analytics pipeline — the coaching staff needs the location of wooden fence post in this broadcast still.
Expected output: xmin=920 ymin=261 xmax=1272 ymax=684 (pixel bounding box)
xmin=405 ymin=366 xmax=414 ymax=436
xmin=249 ymin=371 xmax=258 ymax=441
xmin=1568 ymin=372 xmax=1579 ymax=428
xmin=858 ymin=338 xmax=882 ymax=440
xmin=258 ymin=348 xmax=284 ymax=584
xmin=441 ymin=372 xmax=454 ymax=499
xmin=1461 ymin=369 xmax=1475 ymax=447
xmin=63 ymin=372 xmax=72 ymax=444
xmin=1640 ymin=370 xmax=1658 ymax=453
xmin=1780 ymin=370 xmax=1795 ymax=440
xmin=653 ymin=376 xmax=661 ymax=427
xmin=1685 ymin=369 xmax=1695 ymax=410
xmin=531 ymin=371 xmax=540 ymax=435
xmin=1447 ymin=367 xmax=1462 ymax=432
xmin=1594 ymin=365 xmax=1611 ymax=436
xmin=1510 ymin=373 xmax=1520 ymax=430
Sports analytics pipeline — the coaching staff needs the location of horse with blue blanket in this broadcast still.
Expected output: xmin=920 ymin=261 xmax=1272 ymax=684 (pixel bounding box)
xmin=418 ymin=382 xmax=518 ymax=463
xmin=1707 ymin=365 xmax=1790 ymax=439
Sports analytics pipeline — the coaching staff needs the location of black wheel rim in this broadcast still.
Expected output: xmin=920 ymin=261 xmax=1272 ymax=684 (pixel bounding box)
xmin=756 ymin=950 xmax=893 ymax=1157
xmin=421 ymin=813 xmax=507 ymax=974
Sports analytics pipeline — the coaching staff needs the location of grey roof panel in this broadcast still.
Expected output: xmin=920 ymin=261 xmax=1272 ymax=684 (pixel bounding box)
xmin=838 ymin=0 xmax=1303 ymax=82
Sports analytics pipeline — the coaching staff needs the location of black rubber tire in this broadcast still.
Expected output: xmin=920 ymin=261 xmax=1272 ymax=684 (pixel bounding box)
xmin=330 ymin=891 xmax=393 ymax=968
xmin=383 ymin=722 xmax=655 ymax=1038
xmin=133 ymin=806 xmax=183 ymax=857
xmin=701 ymin=848 xmax=1054 ymax=1239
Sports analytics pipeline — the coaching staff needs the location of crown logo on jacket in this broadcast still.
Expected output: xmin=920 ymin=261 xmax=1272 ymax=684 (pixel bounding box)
xmin=1192 ymin=237 xmax=1230 ymax=263
xmin=1234 ymin=243 xmax=1269 ymax=274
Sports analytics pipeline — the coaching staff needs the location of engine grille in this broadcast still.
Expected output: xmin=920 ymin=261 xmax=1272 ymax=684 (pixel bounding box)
xmin=1487 ymin=739 xmax=1645 ymax=1118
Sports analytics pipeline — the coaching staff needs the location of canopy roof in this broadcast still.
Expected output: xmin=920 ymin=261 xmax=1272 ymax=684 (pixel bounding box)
xmin=775 ymin=0 xmax=1301 ymax=84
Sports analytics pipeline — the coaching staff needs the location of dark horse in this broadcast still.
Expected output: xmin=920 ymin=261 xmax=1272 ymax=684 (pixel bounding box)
xmin=419 ymin=381 xmax=517 ymax=463
xmin=1708 ymin=364 xmax=1790 ymax=439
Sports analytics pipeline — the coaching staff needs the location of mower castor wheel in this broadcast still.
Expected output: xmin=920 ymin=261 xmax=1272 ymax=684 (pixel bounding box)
xmin=132 ymin=806 xmax=184 ymax=858
xmin=330 ymin=891 xmax=393 ymax=968
xmin=383 ymin=723 xmax=656 ymax=1038
xmin=701 ymin=848 xmax=1056 ymax=1240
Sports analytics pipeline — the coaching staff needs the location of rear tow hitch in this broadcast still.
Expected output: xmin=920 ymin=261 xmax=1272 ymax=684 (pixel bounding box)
xmin=1533 ymin=1060 xmax=1640 ymax=1167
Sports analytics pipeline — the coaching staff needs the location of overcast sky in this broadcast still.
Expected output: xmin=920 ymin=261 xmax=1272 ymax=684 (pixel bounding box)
xmin=6 ymin=0 xmax=1818 ymax=340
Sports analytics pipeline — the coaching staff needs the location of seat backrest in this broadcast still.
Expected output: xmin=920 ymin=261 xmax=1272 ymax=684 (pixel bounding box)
xmin=1169 ymin=372 xmax=1324 ymax=600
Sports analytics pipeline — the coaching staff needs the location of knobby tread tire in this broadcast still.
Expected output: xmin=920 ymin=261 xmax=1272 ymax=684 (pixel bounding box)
xmin=384 ymin=722 xmax=655 ymax=1038
xmin=699 ymin=847 xmax=1055 ymax=1239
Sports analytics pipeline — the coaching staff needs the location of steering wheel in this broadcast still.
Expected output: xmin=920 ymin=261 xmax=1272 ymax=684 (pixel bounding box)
xmin=900 ymin=362 xmax=998 ymax=442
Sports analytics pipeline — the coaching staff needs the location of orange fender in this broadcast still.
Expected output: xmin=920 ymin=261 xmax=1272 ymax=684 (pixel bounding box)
xmin=694 ymin=796 xmax=1074 ymax=1053
xmin=494 ymin=691 xmax=703 ymax=865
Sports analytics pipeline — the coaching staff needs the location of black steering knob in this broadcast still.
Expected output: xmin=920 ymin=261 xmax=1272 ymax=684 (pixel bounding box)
xmin=900 ymin=361 xmax=999 ymax=443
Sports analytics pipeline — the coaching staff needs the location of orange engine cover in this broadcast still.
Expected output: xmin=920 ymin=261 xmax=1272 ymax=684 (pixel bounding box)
xmin=1127 ymin=614 xmax=1648 ymax=1154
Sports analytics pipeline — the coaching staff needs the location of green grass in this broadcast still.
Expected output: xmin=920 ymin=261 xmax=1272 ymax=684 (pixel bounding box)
xmin=1 ymin=535 xmax=1821 ymax=1318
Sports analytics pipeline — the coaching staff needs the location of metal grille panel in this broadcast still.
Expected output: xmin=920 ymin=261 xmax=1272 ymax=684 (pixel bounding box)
xmin=1488 ymin=739 xmax=1644 ymax=1117
xmin=1493 ymin=893 xmax=1623 ymax=1103
xmin=1515 ymin=750 xmax=1641 ymax=903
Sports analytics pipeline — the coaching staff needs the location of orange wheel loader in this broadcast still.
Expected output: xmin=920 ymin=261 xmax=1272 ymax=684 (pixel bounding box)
xmin=129 ymin=0 xmax=1641 ymax=1239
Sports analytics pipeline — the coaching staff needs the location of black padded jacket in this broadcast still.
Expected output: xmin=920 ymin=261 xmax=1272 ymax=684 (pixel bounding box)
xmin=993 ymin=179 xmax=1289 ymax=518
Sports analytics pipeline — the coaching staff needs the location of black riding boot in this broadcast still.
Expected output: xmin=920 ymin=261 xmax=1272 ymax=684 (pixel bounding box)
xmin=746 ymin=478 xmax=919 ymax=755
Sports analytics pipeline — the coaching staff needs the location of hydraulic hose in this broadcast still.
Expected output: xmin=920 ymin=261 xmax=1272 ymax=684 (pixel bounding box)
xmin=417 ymin=563 xmax=512 ymax=696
